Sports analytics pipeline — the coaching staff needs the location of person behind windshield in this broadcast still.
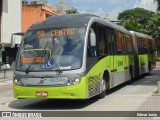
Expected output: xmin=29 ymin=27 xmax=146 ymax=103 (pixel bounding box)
xmin=53 ymin=36 xmax=65 ymax=56
xmin=65 ymin=35 xmax=82 ymax=69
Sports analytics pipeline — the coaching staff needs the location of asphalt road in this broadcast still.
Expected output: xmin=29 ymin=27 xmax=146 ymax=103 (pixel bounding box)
xmin=0 ymin=69 xmax=160 ymax=120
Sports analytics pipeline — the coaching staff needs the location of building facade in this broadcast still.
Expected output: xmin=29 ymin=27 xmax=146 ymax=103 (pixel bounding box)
xmin=22 ymin=2 xmax=63 ymax=32
xmin=0 ymin=0 xmax=22 ymax=66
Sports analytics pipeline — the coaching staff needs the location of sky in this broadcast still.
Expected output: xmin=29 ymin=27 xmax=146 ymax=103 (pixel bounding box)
xmin=46 ymin=0 xmax=158 ymax=20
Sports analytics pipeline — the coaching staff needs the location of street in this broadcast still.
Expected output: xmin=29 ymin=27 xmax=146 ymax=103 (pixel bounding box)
xmin=0 ymin=69 xmax=160 ymax=120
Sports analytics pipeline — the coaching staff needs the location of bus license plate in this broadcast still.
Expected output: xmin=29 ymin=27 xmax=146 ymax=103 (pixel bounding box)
xmin=36 ymin=92 xmax=48 ymax=97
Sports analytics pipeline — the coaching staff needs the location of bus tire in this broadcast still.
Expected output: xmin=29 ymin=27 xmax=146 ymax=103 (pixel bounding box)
xmin=97 ymin=79 xmax=107 ymax=99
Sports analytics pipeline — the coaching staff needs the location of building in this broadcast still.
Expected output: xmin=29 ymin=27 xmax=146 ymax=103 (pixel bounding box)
xmin=22 ymin=2 xmax=63 ymax=32
xmin=52 ymin=0 xmax=77 ymax=14
xmin=0 ymin=0 xmax=22 ymax=65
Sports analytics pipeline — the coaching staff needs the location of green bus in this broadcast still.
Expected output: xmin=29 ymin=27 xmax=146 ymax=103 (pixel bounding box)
xmin=12 ymin=14 xmax=156 ymax=99
xmin=130 ymin=31 xmax=156 ymax=77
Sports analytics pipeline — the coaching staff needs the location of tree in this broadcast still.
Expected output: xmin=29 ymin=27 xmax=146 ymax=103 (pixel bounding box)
xmin=154 ymin=0 xmax=160 ymax=11
xmin=146 ymin=13 xmax=160 ymax=50
xmin=118 ymin=8 xmax=154 ymax=22
xmin=118 ymin=8 xmax=155 ymax=33
xmin=65 ymin=9 xmax=78 ymax=14
xmin=122 ymin=19 xmax=142 ymax=32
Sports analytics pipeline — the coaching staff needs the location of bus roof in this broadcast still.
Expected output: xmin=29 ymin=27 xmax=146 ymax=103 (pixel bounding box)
xmin=29 ymin=14 xmax=99 ymax=29
xmin=130 ymin=31 xmax=153 ymax=40
xmin=28 ymin=14 xmax=131 ymax=35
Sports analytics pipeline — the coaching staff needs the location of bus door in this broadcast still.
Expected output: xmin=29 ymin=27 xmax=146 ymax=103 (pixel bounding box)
xmin=97 ymin=26 xmax=114 ymax=74
xmin=122 ymin=34 xmax=130 ymax=81
xmin=115 ymin=32 xmax=128 ymax=86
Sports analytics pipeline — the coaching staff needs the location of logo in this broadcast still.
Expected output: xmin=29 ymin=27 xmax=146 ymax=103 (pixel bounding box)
xmin=1 ymin=112 xmax=42 ymax=117
xmin=2 ymin=112 xmax=11 ymax=117
xmin=45 ymin=60 xmax=54 ymax=68
xmin=118 ymin=61 xmax=123 ymax=67
xmin=38 ymin=78 xmax=47 ymax=84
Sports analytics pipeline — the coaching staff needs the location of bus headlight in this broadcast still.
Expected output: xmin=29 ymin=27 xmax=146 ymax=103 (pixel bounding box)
xmin=73 ymin=78 xmax=80 ymax=84
xmin=14 ymin=78 xmax=23 ymax=86
xmin=68 ymin=78 xmax=81 ymax=85
xmin=14 ymin=79 xmax=18 ymax=84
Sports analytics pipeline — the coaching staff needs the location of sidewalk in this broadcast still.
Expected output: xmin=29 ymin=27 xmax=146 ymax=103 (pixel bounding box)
xmin=0 ymin=70 xmax=13 ymax=85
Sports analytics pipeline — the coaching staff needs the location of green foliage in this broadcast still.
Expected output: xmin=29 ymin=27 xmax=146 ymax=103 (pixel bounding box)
xmin=65 ymin=9 xmax=77 ymax=14
xmin=147 ymin=13 xmax=160 ymax=39
xmin=118 ymin=8 xmax=154 ymax=21
xmin=118 ymin=7 xmax=159 ymax=39
xmin=122 ymin=19 xmax=141 ymax=31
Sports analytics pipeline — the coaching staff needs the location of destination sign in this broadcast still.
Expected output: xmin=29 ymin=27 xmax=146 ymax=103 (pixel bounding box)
xmin=37 ymin=28 xmax=76 ymax=38
xmin=21 ymin=57 xmax=44 ymax=64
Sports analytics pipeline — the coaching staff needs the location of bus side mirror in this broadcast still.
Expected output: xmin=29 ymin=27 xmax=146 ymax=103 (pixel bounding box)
xmin=11 ymin=35 xmax=15 ymax=48
xmin=11 ymin=32 xmax=25 ymax=48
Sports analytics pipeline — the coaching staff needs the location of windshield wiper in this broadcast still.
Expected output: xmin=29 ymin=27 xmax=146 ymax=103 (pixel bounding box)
xmin=25 ymin=39 xmax=49 ymax=74
xmin=24 ymin=51 xmax=36 ymax=74
xmin=43 ymin=38 xmax=62 ymax=73
xmin=49 ymin=56 xmax=62 ymax=73
xmin=25 ymin=38 xmax=62 ymax=74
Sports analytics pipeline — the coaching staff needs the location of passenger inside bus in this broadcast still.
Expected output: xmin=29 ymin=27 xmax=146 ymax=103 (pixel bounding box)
xmin=58 ymin=35 xmax=82 ymax=69
xmin=52 ymin=37 xmax=64 ymax=56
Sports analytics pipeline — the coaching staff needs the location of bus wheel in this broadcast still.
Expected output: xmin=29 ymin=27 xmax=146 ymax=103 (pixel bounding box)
xmin=97 ymin=79 xmax=107 ymax=99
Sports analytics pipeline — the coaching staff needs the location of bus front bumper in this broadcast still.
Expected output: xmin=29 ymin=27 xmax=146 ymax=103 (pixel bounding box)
xmin=14 ymin=78 xmax=88 ymax=99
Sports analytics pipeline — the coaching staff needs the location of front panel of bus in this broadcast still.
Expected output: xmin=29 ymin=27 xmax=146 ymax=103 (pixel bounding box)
xmin=13 ymin=26 xmax=90 ymax=99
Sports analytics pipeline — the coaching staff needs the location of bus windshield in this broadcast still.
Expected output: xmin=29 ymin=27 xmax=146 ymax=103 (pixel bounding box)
xmin=16 ymin=27 xmax=85 ymax=72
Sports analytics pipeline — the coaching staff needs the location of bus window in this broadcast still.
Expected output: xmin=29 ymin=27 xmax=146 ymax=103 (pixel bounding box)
xmin=116 ymin=31 xmax=123 ymax=54
xmin=121 ymin=33 xmax=128 ymax=54
xmin=126 ymin=35 xmax=133 ymax=54
xmin=107 ymin=29 xmax=116 ymax=55
xmin=111 ymin=31 xmax=117 ymax=54
xmin=88 ymin=28 xmax=97 ymax=57
xmin=98 ymin=29 xmax=108 ymax=56
xmin=149 ymin=39 xmax=155 ymax=53
xmin=144 ymin=39 xmax=149 ymax=53
xmin=137 ymin=37 xmax=144 ymax=54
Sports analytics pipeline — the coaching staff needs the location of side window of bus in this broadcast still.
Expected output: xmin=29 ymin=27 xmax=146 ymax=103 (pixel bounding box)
xmin=116 ymin=31 xmax=123 ymax=55
xmin=98 ymin=28 xmax=108 ymax=56
xmin=88 ymin=28 xmax=97 ymax=57
xmin=137 ymin=38 xmax=144 ymax=54
xmin=144 ymin=39 xmax=149 ymax=53
xmin=111 ymin=31 xmax=117 ymax=54
xmin=107 ymin=29 xmax=116 ymax=55
xmin=141 ymin=39 xmax=145 ymax=54
xmin=126 ymin=35 xmax=133 ymax=54
xmin=150 ymin=40 xmax=155 ymax=52
xmin=121 ymin=33 xmax=128 ymax=54
xmin=137 ymin=38 xmax=141 ymax=54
